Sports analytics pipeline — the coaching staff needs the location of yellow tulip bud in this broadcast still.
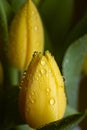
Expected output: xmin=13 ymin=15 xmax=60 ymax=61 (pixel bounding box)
xmin=8 ymin=0 xmax=44 ymax=70
xmin=83 ymin=56 xmax=87 ymax=75
xmin=19 ymin=51 xmax=66 ymax=129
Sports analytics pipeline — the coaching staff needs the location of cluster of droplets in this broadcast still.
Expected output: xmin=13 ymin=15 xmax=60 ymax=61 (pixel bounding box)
xmin=40 ymin=59 xmax=56 ymax=106
xmin=32 ymin=51 xmax=39 ymax=57
xmin=35 ymin=60 xmax=47 ymax=80
xmin=40 ymin=60 xmax=46 ymax=65
xmin=40 ymin=59 xmax=50 ymax=77
xmin=27 ymin=9 xmax=38 ymax=34
xmin=26 ymin=90 xmax=36 ymax=113
xmin=19 ymin=70 xmax=27 ymax=89
xmin=31 ymin=9 xmax=43 ymax=49
xmin=28 ymin=91 xmax=35 ymax=104
xmin=46 ymin=88 xmax=55 ymax=106
xmin=31 ymin=10 xmax=38 ymax=32
xmin=46 ymin=88 xmax=51 ymax=96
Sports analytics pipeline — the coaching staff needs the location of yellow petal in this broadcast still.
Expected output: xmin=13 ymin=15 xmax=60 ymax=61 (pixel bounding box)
xmin=8 ymin=0 xmax=44 ymax=70
xmin=19 ymin=51 xmax=66 ymax=129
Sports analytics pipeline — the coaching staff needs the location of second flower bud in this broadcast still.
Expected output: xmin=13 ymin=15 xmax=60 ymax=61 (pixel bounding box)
xmin=7 ymin=0 xmax=44 ymax=70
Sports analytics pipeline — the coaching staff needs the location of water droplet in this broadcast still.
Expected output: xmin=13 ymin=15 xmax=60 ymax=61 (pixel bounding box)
xmin=21 ymin=80 xmax=23 ymax=83
xmin=49 ymin=98 xmax=55 ymax=105
xmin=40 ymin=60 xmax=45 ymax=65
xmin=46 ymin=88 xmax=51 ymax=95
xmin=29 ymin=96 xmax=35 ymax=104
xmin=33 ymin=51 xmax=38 ymax=57
xmin=19 ymin=80 xmax=24 ymax=89
xmin=31 ymin=91 xmax=35 ymax=96
xmin=19 ymin=86 xmax=22 ymax=89
xmin=31 ymin=99 xmax=35 ymax=104
xmin=38 ymin=73 xmax=41 ymax=77
xmin=22 ymin=71 xmax=26 ymax=79
xmin=23 ymin=71 xmax=26 ymax=76
xmin=40 ymin=69 xmax=46 ymax=75
xmin=47 ymin=88 xmax=51 ymax=92
xmin=32 ymin=10 xmax=35 ymax=15
xmin=34 ymin=26 xmax=38 ymax=31
xmin=46 ymin=72 xmax=49 ymax=77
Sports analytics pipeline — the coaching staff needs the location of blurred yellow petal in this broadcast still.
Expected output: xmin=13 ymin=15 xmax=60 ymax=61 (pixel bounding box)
xmin=8 ymin=0 xmax=44 ymax=70
xmin=19 ymin=51 xmax=66 ymax=129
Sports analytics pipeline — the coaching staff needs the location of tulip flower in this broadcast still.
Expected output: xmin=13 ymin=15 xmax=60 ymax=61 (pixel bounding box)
xmin=7 ymin=0 xmax=44 ymax=70
xmin=19 ymin=51 xmax=66 ymax=129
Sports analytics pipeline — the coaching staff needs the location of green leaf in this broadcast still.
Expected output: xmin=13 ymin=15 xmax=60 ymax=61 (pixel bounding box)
xmin=32 ymin=0 xmax=41 ymax=6
xmin=64 ymin=105 xmax=77 ymax=117
xmin=65 ymin=10 xmax=87 ymax=47
xmin=0 ymin=0 xmax=13 ymax=60
xmin=62 ymin=35 xmax=87 ymax=109
xmin=39 ymin=0 xmax=74 ymax=63
xmin=7 ymin=0 xmax=26 ymax=13
xmin=37 ymin=110 xmax=87 ymax=130
xmin=44 ymin=27 xmax=53 ymax=53
xmin=0 ymin=0 xmax=11 ymax=44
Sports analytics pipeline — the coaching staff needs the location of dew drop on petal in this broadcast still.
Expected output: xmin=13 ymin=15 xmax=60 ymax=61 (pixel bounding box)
xmin=31 ymin=99 xmax=35 ymax=104
xmin=31 ymin=91 xmax=35 ymax=96
xmin=46 ymin=88 xmax=51 ymax=95
xmin=34 ymin=26 xmax=38 ymax=31
xmin=40 ymin=68 xmax=47 ymax=75
xmin=49 ymin=98 xmax=55 ymax=105
xmin=40 ymin=60 xmax=45 ymax=65
xmin=29 ymin=97 xmax=35 ymax=104
xmin=46 ymin=88 xmax=51 ymax=93
xmin=33 ymin=51 xmax=38 ymax=57
xmin=24 ymin=71 xmax=26 ymax=75
xmin=32 ymin=10 xmax=35 ymax=15
xmin=38 ymin=73 xmax=41 ymax=77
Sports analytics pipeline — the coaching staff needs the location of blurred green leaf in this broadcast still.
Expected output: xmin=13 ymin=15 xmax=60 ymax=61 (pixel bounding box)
xmin=0 ymin=0 xmax=12 ymax=44
xmin=32 ymin=0 xmax=41 ymax=6
xmin=65 ymin=10 xmax=87 ymax=47
xmin=39 ymin=0 xmax=74 ymax=63
xmin=62 ymin=35 xmax=87 ymax=109
xmin=37 ymin=110 xmax=87 ymax=130
xmin=7 ymin=0 xmax=26 ymax=13
xmin=0 ymin=0 xmax=19 ymax=87
xmin=64 ymin=105 xmax=77 ymax=117
xmin=5 ymin=65 xmax=19 ymax=86
xmin=44 ymin=27 xmax=53 ymax=53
